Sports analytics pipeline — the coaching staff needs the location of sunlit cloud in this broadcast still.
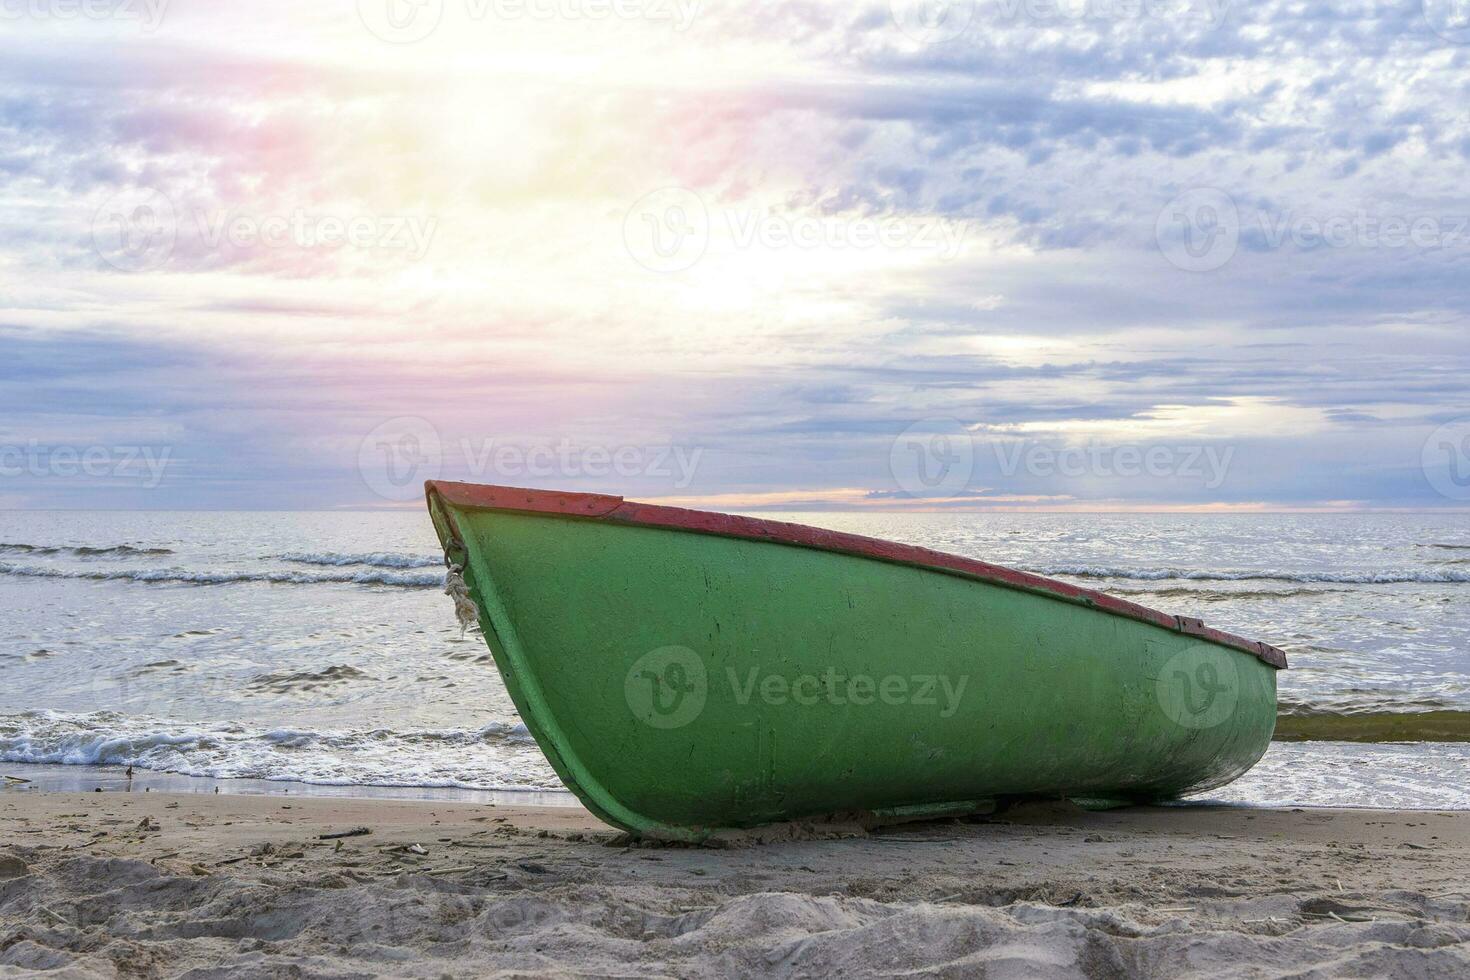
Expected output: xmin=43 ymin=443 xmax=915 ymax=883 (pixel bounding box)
xmin=0 ymin=1 xmax=1467 ymax=509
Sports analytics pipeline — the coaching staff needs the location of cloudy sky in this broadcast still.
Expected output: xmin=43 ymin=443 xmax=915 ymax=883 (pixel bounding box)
xmin=2 ymin=0 xmax=1468 ymax=510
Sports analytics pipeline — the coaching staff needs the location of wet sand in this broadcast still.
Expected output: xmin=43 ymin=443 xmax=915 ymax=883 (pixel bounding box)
xmin=1 ymin=789 xmax=1467 ymax=977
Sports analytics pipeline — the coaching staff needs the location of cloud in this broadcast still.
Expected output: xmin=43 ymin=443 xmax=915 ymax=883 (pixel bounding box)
xmin=0 ymin=2 xmax=1467 ymax=509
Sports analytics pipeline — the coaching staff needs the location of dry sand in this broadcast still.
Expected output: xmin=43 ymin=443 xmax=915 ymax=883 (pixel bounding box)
xmin=1 ymin=789 xmax=1468 ymax=978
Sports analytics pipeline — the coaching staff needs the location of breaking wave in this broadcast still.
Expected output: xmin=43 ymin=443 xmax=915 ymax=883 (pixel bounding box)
xmin=0 ymin=711 xmax=555 ymax=791
xmin=0 ymin=561 xmax=443 ymax=589
xmin=280 ymin=551 xmax=443 ymax=569
xmin=1028 ymin=564 xmax=1470 ymax=585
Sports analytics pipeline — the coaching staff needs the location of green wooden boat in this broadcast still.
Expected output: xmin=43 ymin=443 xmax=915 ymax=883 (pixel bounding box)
xmin=427 ymin=481 xmax=1285 ymax=841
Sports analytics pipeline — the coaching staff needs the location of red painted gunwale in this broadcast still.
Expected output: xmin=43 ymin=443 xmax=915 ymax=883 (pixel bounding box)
xmin=425 ymin=480 xmax=1288 ymax=669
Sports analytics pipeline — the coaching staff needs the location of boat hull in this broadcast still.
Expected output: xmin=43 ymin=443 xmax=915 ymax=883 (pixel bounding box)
xmin=428 ymin=483 xmax=1280 ymax=840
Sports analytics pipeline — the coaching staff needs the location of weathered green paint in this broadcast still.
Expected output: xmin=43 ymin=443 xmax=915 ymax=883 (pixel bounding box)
xmin=428 ymin=486 xmax=1279 ymax=841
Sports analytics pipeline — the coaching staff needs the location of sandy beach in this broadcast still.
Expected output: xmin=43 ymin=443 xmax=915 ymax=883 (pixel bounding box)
xmin=2 ymin=788 xmax=1466 ymax=978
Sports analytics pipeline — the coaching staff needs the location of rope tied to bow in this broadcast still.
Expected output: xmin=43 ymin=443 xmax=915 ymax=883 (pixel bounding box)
xmin=444 ymin=564 xmax=479 ymax=637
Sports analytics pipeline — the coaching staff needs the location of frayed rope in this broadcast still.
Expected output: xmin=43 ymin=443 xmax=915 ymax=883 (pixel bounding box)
xmin=444 ymin=564 xmax=480 ymax=637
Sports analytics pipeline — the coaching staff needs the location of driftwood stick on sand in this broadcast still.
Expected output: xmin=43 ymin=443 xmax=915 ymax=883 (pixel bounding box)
xmin=35 ymin=906 xmax=69 ymax=925
xmin=318 ymin=828 xmax=372 ymax=840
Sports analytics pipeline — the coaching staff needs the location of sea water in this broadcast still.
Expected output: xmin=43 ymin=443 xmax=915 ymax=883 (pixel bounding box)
xmin=1 ymin=511 xmax=1467 ymax=809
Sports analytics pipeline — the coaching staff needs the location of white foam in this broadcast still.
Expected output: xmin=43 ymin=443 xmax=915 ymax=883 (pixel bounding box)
xmin=1200 ymin=740 xmax=1470 ymax=810
xmin=0 ymin=711 xmax=554 ymax=792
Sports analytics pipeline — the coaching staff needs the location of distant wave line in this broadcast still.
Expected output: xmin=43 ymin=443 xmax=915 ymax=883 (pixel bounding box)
xmin=0 ymin=542 xmax=173 ymax=557
xmin=0 ymin=561 xmax=443 ymax=589
xmin=279 ymin=551 xmax=443 ymax=569
xmin=1028 ymin=565 xmax=1470 ymax=585
xmin=1110 ymin=585 xmax=1349 ymax=601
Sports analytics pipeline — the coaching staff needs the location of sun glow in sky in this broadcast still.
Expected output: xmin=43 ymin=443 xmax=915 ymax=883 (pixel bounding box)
xmin=2 ymin=0 xmax=1469 ymax=510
